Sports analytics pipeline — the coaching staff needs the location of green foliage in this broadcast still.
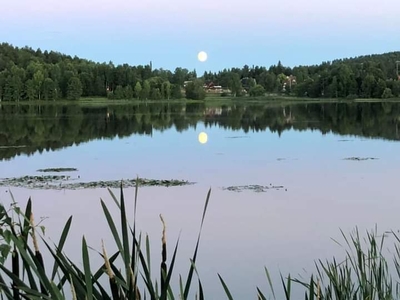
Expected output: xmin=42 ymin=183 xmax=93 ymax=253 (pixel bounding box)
xmin=185 ymin=80 xmax=206 ymax=100
xmin=249 ymin=84 xmax=265 ymax=97
xmin=33 ymin=70 xmax=44 ymax=100
xmin=382 ymin=88 xmax=393 ymax=98
xmin=140 ymin=80 xmax=150 ymax=100
xmin=227 ymin=73 xmax=243 ymax=97
xmin=25 ymin=79 xmax=35 ymax=101
xmin=3 ymin=186 xmax=400 ymax=299
xmin=171 ymin=84 xmax=182 ymax=99
xmin=1 ymin=43 xmax=400 ymax=101
xmin=124 ymin=85 xmax=133 ymax=99
xmin=150 ymin=87 xmax=162 ymax=100
xmin=0 ymin=183 xmax=211 ymax=300
xmin=134 ymin=82 xmax=142 ymax=99
xmin=161 ymin=81 xmax=171 ymax=99
xmin=113 ymin=85 xmax=124 ymax=100
xmin=42 ymin=78 xmax=57 ymax=101
xmin=67 ymin=76 xmax=83 ymax=100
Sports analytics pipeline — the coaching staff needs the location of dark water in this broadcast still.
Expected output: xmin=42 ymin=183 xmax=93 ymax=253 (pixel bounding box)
xmin=1 ymin=101 xmax=400 ymax=298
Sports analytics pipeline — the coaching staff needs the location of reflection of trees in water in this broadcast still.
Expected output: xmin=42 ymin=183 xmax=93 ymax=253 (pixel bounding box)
xmin=1 ymin=101 xmax=400 ymax=160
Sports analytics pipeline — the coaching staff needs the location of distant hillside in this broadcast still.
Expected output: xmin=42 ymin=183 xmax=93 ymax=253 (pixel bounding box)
xmin=0 ymin=42 xmax=399 ymax=101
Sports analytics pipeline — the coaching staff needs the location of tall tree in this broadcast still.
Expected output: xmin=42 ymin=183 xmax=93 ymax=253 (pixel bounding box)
xmin=228 ymin=73 xmax=242 ymax=97
xmin=124 ymin=85 xmax=134 ymax=99
xmin=134 ymin=82 xmax=142 ymax=99
xmin=185 ymin=80 xmax=206 ymax=100
xmin=67 ymin=76 xmax=83 ymax=100
xmin=161 ymin=81 xmax=171 ymax=99
xmin=33 ymin=70 xmax=44 ymax=100
xmin=140 ymin=80 xmax=150 ymax=100
xmin=43 ymin=78 xmax=57 ymax=101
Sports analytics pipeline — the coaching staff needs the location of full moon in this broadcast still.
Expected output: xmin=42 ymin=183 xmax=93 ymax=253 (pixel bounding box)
xmin=197 ymin=51 xmax=208 ymax=62
xmin=198 ymin=132 xmax=208 ymax=144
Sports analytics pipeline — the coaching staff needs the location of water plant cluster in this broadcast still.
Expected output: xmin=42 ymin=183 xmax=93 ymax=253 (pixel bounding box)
xmin=0 ymin=176 xmax=193 ymax=190
xmin=0 ymin=183 xmax=400 ymax=299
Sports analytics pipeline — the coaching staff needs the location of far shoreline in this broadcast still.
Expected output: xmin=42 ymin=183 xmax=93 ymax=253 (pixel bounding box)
xmin=1 ymin=95 xmax=400 ymax=107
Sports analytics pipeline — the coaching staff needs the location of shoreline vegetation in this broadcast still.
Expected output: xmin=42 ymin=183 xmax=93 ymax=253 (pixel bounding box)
xmin=1 ymin=43 xmax=400 ymax=104
xmin=2 ymin=95 xmax=400 ymax=107
xmin=0 ymin=184 xmax=399 ymax=299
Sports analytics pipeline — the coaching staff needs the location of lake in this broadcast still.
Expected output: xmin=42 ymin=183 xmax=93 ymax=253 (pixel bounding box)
xmin=1 ymin=101 xmax=400 ymax=299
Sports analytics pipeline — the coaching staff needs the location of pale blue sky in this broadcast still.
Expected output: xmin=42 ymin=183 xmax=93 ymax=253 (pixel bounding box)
xmin=2 ymin=0 xmax=399 ymax=74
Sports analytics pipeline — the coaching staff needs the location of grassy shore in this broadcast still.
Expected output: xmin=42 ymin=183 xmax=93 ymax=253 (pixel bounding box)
xmin=0 ymin=184 xmax=400 ymax=299
xmin=2 ymin=94 xmax=400 ymax=108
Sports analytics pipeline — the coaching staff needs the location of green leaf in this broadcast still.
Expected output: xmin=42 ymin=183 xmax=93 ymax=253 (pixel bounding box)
xmin=264 ymin=267 xmax=276 ymax=300
xmin=218 ymin=274 xmax=234 ymax=300
xmin=106 ymin=189 xmax=121 ymax=210
xmin=183 ymin=188 xmax=211 ymax=299
xmin=101 ymin=200 xmax=123 ymax=253
xmin=40 ymin=226 xmax=46 ymax=235
xmin=9 ymin=235 xmax=60 ymax=299
xmin=51 ymin=216 xmax=73 ymax=280
xmin=0 ymin=244 xmax=11 ymax=258
xmin=82 ymin=236 xmax=93 ymax=300
xmin=119 ymin=184 xmax=131 ymax=281
xmin=3 ymin=230 xmax=11 ymax=244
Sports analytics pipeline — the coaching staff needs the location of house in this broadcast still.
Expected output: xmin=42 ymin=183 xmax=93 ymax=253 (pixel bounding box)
xmin=204 ymin=81 xmax=223 ymax=93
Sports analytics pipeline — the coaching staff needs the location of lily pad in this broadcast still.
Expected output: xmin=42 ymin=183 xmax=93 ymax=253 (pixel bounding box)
xmin=0 ymin=175 xmax=194 ymax=190
xmin=37 ymin=168 xmax=78 ymax=173
xmin=222 ymin=184 xmax=286 ymax=193
xmin=343 ymin=157 xmax=378 ymax=161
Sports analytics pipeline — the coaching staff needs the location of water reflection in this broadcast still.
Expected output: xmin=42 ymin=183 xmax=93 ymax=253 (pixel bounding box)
xmin=1 ymin=101 xmax=400 ymax=298
xmin=1 ymin=101 xmax=400 ymax=161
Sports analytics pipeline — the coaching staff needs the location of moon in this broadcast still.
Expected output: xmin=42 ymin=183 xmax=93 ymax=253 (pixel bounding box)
xmin=197 ymin=51 xmax=208 ymax=62
xmin=198 ymin=132 xmax=208 ymax=144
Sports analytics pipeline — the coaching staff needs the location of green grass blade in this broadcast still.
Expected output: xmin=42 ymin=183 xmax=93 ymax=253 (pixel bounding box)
xmin=10 ymin=235 xmax=60 ymax=299
xmin=146 ymin=234 xmax=151 ymax=280
xmin=183 ymin=188 xmax=211 ymax=299
xmin=179 ymin=275 xmax=184 ymax=300
xmin=41 ymin=238 xmax=87 ymax=298
xmin=82 ymin=236 xmax=93 ymax=300
xmin=128 ymin=178 xmax=140 ymax=300
xmin=264 ymin=267 xmax=276 ymax=300
xmin=100 ymin=200 xmax=123 ymax=252
xmin=280 ymin=274 xmax=291 ymax=300
xmin=0 ymin=271 xmax=15 ymax=299
xmin=107 ymin=189 xmax=121 ymax=210
xmin=256 ymin=288 xmax=267 ymax=300
xmin=161 ymin=237 xmax=180 ymax=299
xmin=22 ymin=198 xmax=32 ymax=238
xmin=119 ymin=184 xmax=131 ymax=281
xmin=198 ymin=279 xmax=204 ymax=300
xmin=136 ymin=240 xmax=156 ymax=298
xmin=51 ymin=216 xmax=73 ymax=280
xmin=218 ymin=274 xmax=234 ymax=300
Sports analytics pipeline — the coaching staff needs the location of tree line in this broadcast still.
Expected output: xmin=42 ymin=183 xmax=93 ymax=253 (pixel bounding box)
xmin=1 ymin=101 xmax=400 ymax=160
xmin=1 ymin=43 xmax=400 ymax=102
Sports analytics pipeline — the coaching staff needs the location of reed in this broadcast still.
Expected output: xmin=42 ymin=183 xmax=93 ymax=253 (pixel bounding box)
xmin=0 ymin=181 xmax=210 ymax=299
xmin=1 ymin=184 xmax=400 ymax=299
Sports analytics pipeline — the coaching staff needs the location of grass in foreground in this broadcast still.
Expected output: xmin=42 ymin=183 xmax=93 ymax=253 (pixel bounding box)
xmin=0 ymin=183 xmax=400 ymax=299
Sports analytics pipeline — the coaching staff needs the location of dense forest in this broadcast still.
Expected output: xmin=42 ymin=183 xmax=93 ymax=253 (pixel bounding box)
xmin=1 ymin=102 xmax=400 ymax=160
xmin=0 ymin=42 xmax=400 ymax=102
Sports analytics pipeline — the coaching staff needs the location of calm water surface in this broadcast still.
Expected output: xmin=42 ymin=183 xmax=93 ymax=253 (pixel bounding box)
xmin=1 ymin=101 xmax=400 ymax=298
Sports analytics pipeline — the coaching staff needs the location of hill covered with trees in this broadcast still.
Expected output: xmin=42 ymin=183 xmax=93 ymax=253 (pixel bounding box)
xmin=0 ymin=42 xmax=400 ymax=102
